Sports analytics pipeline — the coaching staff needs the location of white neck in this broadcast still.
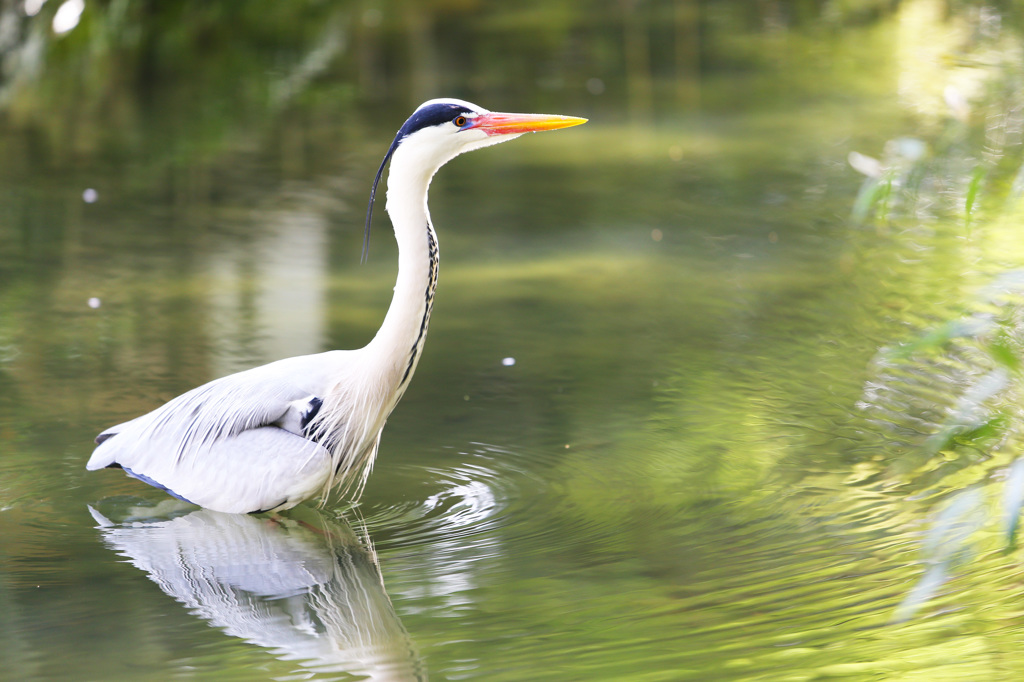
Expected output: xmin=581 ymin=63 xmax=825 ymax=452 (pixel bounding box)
xmin=363 ymin=143 xmax=442 ymax=394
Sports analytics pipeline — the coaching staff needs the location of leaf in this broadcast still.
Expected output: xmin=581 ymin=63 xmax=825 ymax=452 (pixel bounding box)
xmin=987 ymin=335 xmax=1021 ymax=372
xmin=851 ymin=173 xmax=893 ymax=224
xmin=965 ymin=165 xmax=987 ymax=227
xmin=894 ymin=488 xmax=985 ymax=622
xmin=884 ymin=317 xmax=992 ymax=360
xmin=924 ymin=368 xmax=1010 ymax=454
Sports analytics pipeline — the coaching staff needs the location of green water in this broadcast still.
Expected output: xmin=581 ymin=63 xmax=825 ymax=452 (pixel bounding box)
xmin=5 ymin=1 xmax=1024 ymax=680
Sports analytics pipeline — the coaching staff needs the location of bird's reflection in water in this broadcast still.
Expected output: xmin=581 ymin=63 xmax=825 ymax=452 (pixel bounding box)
xmin=89 ymin=503 xmax=426 ymax=681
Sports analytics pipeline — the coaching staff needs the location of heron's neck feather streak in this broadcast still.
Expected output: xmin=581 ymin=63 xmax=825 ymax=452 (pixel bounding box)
xmin=367 ymin=142 xmax=441 ymax=388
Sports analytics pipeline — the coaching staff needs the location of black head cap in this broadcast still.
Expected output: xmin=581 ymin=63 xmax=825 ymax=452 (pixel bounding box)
xmin=396 ymin=101 xmax=475 ymax=139
xmin=362 ymin=100 xmax=480 ymax=263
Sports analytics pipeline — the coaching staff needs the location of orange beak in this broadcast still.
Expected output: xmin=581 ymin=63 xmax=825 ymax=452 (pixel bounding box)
xmin=468 ymin=112 xmax=588 ymax=136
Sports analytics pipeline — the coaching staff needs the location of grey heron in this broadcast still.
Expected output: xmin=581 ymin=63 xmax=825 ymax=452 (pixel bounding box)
xmin=87 ymin=98 xmax=586 ymax=514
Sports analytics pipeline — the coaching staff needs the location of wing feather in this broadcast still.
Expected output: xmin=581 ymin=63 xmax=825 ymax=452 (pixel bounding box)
xmin=88 ymin=352 xmax=347 ymax=513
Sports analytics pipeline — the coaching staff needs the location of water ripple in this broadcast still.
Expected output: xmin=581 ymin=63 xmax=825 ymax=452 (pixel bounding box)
xmin=358 ymin=443 xmax=552 ymax=552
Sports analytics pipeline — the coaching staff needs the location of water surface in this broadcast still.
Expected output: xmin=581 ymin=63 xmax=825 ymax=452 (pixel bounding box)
xmin=4 ymin=2 xmax=1024 ymax=680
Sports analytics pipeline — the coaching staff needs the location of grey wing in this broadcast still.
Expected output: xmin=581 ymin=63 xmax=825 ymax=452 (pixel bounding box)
xmin=119 ymin=427 xmax=332 ymax=513
xmin=88 ymin=362 xmax=334 ymax=513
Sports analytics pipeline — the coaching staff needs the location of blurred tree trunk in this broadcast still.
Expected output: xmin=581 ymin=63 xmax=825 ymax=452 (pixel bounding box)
xmin=355 ymin=4 xmax=385 ymax=100
xmin=404 ymin=1 xmax=438 ymax=106
xmin=675 ymin=0 xmax=701 ymax=111
xmin=621 ymin=0 xmax=653 ymax=123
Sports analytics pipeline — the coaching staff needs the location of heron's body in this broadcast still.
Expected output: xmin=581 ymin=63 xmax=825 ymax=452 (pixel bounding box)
xmin=87 ymin=99 xmax=585 ymax=513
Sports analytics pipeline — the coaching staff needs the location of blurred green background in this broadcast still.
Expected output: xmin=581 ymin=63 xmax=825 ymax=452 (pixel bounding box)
xmin=5 ymin=0 xmax=1024 ymax=680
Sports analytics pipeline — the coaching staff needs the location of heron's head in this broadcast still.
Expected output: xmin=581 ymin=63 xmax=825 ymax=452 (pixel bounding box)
xmin=391 ymin=98 xmax=586 ymax=165
xmin=363 ymin=98 xmax=586 ymax=260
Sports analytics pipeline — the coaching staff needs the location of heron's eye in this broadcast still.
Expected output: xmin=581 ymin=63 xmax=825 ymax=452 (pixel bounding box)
xmin=453 ymin=115 xmax=468 ymax=128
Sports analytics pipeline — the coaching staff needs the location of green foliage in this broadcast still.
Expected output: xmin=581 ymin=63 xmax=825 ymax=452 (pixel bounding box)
xmin=840 ymin=4 xmax=1024 ymax=620
xmin=965 ymin=164 xmax=987 ymax=228
xmin=847 ymin=13 xmax=1024 ymax=230
xmin=851 ymin=168 xmax=895 ymax=224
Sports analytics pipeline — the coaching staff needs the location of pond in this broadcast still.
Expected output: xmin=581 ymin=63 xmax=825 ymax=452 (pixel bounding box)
xmin=4 ymin=1 xmax=1024 ymax=680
